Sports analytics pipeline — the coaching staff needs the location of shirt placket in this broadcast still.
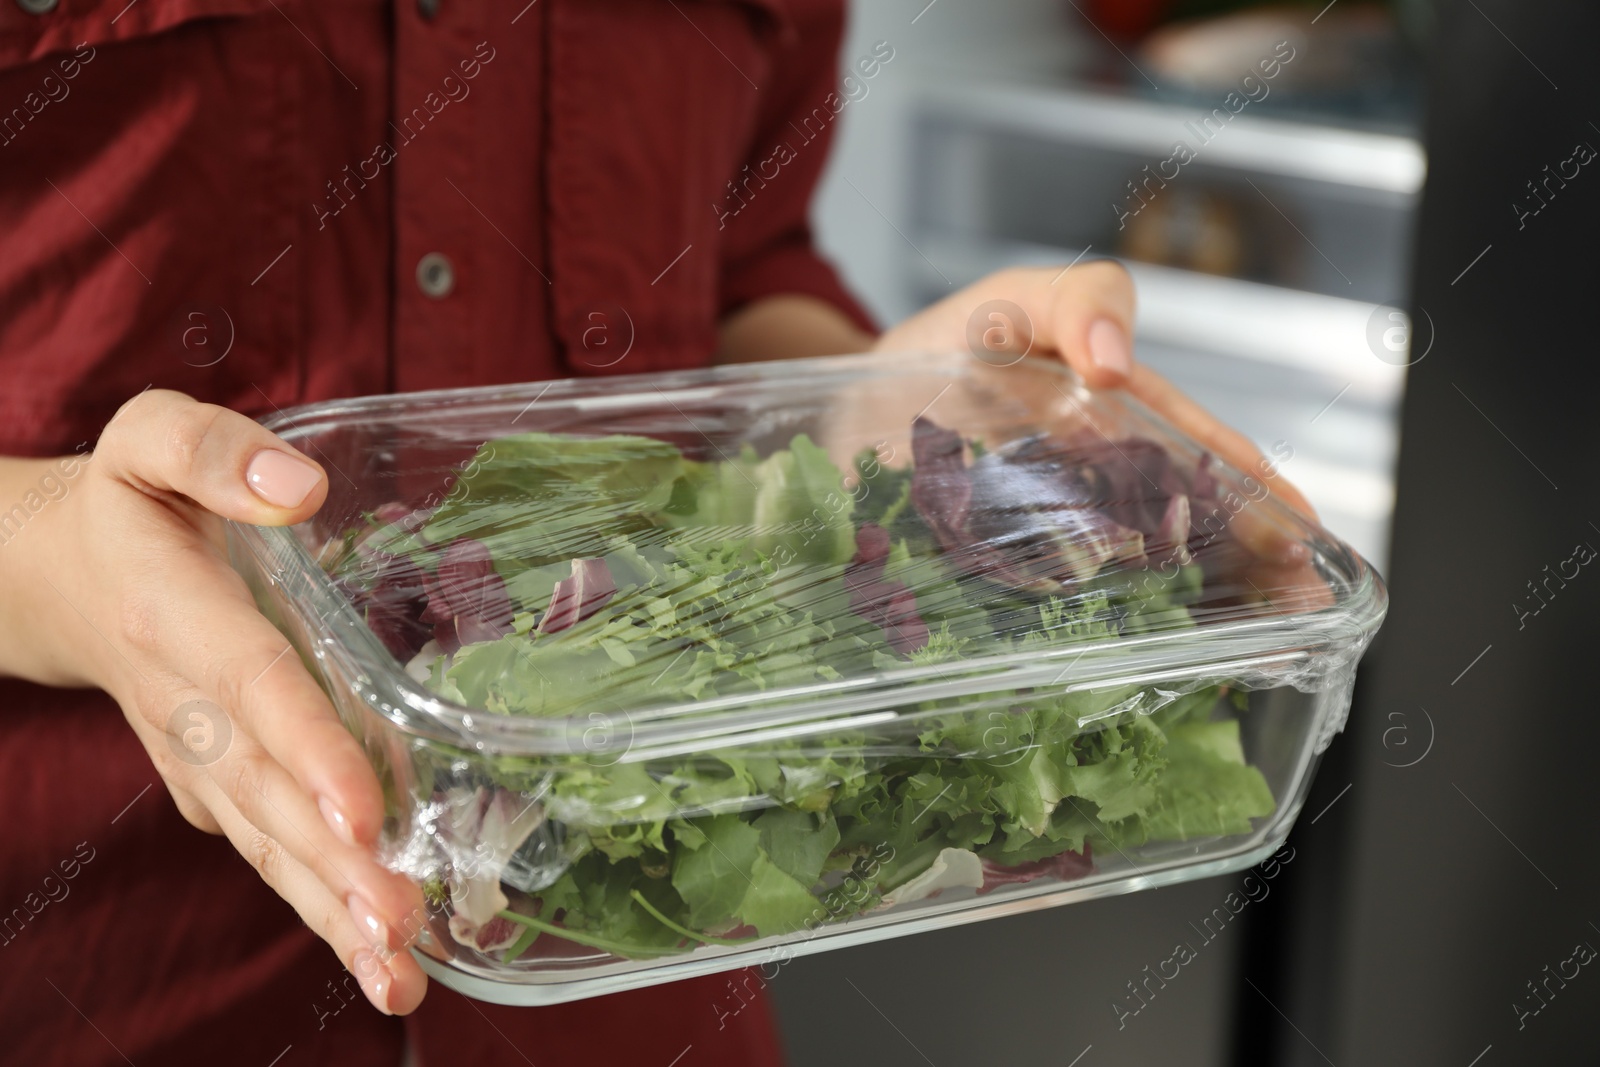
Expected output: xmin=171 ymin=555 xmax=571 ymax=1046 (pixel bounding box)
xmin=390 ymin=0 xmax=490 ymax=392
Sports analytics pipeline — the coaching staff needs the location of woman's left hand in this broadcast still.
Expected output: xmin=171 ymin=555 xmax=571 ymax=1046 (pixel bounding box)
xmin=872 ymin=262 xmax=1317 ymax=522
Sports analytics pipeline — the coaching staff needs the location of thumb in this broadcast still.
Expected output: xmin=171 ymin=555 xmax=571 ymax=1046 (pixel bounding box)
xmin=900 ymin=262 xmax=1138 ymax=389
xmin=96 ymin=389 xmax=328 ymax=525
xmin=1027 ymin=259 xmax=1138 ymax=389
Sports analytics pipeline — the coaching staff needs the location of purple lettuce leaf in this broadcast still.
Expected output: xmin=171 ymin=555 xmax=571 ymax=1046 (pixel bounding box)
xmin=349 ymin=552 xmax=434 ymax=659
xmin=421 ymin=538 xmax=517 ymax=654
xmin=976 ymin=842 xmax=1094 ymax=895
xmin=910 ymin=417 xmax=1148 ymax=591
xmin=990 ymin=432 xmax=1188 ymax=540
xmin=1156 ymin=493 xmax=1194 ymax=566
xmin=438 ymin=787 xmax=546 ymax=953
xmin=329 ymin=501 xmax=443 ymax=661
xmin=844 ymin=523 xmax=929 ymax=655
xmin=537 ymin=557 xmax=618 ymax=634
xmin=908 ymin=418 xmax=974 ymax=549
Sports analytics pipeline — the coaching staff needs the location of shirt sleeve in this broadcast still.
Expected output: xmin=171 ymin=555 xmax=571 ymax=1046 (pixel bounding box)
xmin=715 ymin=0 xmax=878 ymax=335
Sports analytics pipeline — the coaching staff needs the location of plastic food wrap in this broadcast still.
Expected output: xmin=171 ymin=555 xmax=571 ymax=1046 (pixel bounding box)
xmin=226 ymin=352 xmax=1386 ymax=1005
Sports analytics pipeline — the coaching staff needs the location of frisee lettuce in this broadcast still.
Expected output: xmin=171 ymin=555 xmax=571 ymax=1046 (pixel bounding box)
xmin=344 ymin=429 xmax=1276 ymax=960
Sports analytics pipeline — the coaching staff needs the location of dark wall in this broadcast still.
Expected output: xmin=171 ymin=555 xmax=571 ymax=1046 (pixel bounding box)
xmin=774 ymin=875 xmax=1245 ymax=1067
xmin=780 ymin=4 xmax=1600 ymax=1062
xmin=1247 ymin=1 xmax=1600 ymax=1063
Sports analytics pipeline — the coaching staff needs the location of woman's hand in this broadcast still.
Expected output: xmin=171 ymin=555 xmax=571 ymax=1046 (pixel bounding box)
xmin=873 ymin=262 xmax=1317 ymax=521
xmin=0 ymin=390 xmax=428 ymax=1015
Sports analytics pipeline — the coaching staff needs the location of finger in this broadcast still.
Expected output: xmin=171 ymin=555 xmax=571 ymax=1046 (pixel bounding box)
xmin=122 ymin=697 xmax=425 ymax=953
xmin=97 ymin=389 xmax=327 ymax=525
xmin=873 ymin=263 xmax=1137 ymax=390
xmin=128 ymin=543 xmax=388 ymax=847
xmin=1126 ymin=363 xmax=1318 ymax=521
xmin=198 ymin=785 xmax=429 ymax=1015
xmin=1225 ymin=496 xmax=1316 ymax=569
xmin=1028 ymin=260 xmax=1138 ymax=389
xmin=1246 ymin=557 xmax=1337 ymax=614
xmin=963 ymin=269 xmax=1308 ymax=523
xmin=926 ymin=263 xmax=1137 ymax=387
xmin=197 ymin=733 xmax=428 ymax=953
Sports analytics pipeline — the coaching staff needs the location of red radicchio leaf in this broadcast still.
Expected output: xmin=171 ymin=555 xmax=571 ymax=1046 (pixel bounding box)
xmin=1155 ymin=493 xmax=1193 ymax=567
xmin=844 ymin=522 xmax=929 ymax=655
xmin=909 ymin=418 xmax=974 ymax=548
xmin=1045 ymin=434 xmax=1243 ymax=568
xmin=911 ymin=417 xmax=1146 ymax=591
xmin=440 ymin=787 xmax=546 ymax=952
xmin=469 ymin=914 xmax=521 ymax=954
xmin=335 ymin=501 xmax=443 ymax=660
xmin=993 ymin=432 xmax=1186 ymax=542
xmin=421 ymin=538 xmax=516 ymax=654
xmin=352 ymin=555 xmax=434 ymax=659
xmin=1190 ymin=451 xmax=1219 ymax=501
xmin=976 ymin=842 xmax=1094 ymax=895
xmin=537 ymin=557 xmax=618 ymax=634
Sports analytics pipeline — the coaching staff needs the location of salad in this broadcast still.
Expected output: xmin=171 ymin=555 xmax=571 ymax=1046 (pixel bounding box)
xmin=325 ymin=416 xmax=1276 ymax=963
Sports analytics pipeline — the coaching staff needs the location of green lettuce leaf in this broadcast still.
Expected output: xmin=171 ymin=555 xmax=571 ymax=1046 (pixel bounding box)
xmin=386 ymin=429 xmax=1282 ymax=963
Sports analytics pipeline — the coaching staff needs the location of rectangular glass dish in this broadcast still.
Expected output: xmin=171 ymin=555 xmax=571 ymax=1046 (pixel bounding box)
xmin=226 ymin=351 xmax=1386 ymax=1006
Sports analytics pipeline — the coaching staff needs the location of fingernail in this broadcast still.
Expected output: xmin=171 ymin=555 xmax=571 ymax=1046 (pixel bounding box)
xmin=348 ymin=893 xmax=394 ymax=952
xmin=353 ymin=950 xmax=394 ymax=1015
xmin=318 ymin=795 xmax=358 ymax=847
xmin=246 ymin=450 xmax=322 ymax=509
xmin=1087 ymin=319 xmax=1133 ymax=377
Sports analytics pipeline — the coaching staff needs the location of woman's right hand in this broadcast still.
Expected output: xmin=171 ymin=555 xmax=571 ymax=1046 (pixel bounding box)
xmin=0 ymin=390 xmax=429 ymax=1015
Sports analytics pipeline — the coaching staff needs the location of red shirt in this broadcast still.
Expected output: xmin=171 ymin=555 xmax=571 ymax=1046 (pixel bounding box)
xmin=0 ymin=1 xmax=871 ymax=1063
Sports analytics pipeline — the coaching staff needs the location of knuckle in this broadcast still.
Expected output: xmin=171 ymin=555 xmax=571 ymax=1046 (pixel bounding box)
xmin=219 ymin=750 xmax=271 ymax=808
xmin=118 ymin=592 xmax=164 ymax=655
xmin=123 ymin=686 xmax=172 ymax=740
xmin=163 ymin=402 xmax=227 ymax=474
xmin=315 ymin=898 xmax=346 ymax=940
xmin=209 ymin=657 xmax=251 ymax=721
xmin=241 ymin=826 xmax=286 ymax=883
xmin=209 ymin=639 xmax=287 ymax=716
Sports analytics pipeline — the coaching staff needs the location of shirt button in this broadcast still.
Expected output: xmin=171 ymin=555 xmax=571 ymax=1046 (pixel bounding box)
xmin=417 ymin=0 xmax=440 ymax=19
xmin=416 ymin=253 xmax=456 ymax=299
xmin=15 ymin=0 xmax=59 ymax=13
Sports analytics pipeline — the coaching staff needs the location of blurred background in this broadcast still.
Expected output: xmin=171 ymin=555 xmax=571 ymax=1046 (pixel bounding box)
xmin=775 ymin=1 xmax=1430 ymax=1062
xmin=816 ymin=0 xmax=1424 ymax=577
